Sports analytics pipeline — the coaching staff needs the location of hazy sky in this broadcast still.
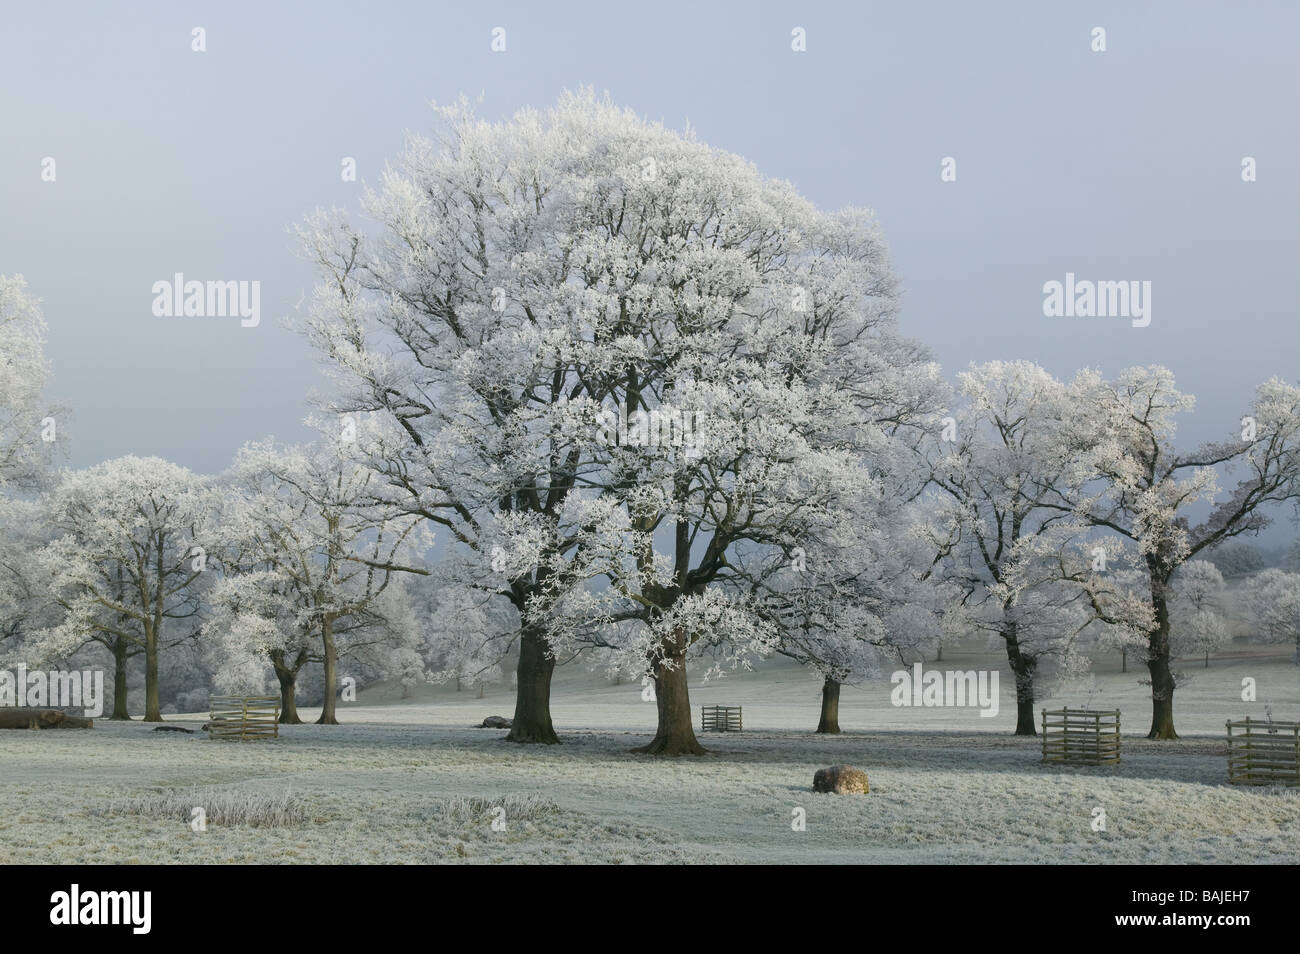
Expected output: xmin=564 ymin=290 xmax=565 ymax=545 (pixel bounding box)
xmin=4 ymin=1 xmax=1297 ymax=493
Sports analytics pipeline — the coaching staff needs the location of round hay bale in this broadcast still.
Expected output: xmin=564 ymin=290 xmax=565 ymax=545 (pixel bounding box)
xmin=812 ymin=764 xmax=869 ymax=794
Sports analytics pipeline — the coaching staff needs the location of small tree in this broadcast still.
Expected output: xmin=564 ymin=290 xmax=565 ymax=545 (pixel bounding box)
xmin=1170 ymin=560 xmax=1229 ymax=667
xmin=208 ymin=568 xmax=315 ymax=723
xmin=926 ymin=362 xmax=1126 ymax=735
xmin=217 ymin=437 xmax=430 ymax=724
xmin=740 ymin=487 xmax=943 ymax=734
xmin=1245 ymin=568 xmax=1300 ymax=663
xmin=34 ymin=457 xmax=215 ymax=721
xmin=426 ymin=581 xmax=516 ymax=697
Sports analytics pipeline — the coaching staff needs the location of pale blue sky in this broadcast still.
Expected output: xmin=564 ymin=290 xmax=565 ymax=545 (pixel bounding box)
xmin=3 ymin=0 xmax=1296 ymax=491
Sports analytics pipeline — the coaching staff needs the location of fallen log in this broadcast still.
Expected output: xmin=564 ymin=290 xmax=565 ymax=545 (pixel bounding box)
xmin=0 ymin=707 xmax=94 ymax=729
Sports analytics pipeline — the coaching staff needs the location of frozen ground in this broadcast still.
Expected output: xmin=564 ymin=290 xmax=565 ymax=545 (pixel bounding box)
xmin=2 ymin=646 xmax=1297 ymax=864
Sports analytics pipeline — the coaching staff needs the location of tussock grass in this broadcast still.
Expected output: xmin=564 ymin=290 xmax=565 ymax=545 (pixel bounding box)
xmin=431 ymin=793 xmax=556 ymax=824
xmin=97 ymin=788 xmax=310 ymax=828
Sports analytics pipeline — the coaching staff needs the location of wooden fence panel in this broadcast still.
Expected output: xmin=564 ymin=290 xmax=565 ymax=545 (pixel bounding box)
xmin=1227 ymin=718 xmax=1300 ymax=786
xmin=1041 ymin=708 xmax=1121 ymax=765
xmin=208 ymin=695 xmax=281 ymax=741
xmin=700 ymin=705 xmax=742 ymax=733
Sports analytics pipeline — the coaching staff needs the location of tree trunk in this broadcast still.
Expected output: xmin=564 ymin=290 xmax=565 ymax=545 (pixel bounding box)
xmin=317 ymin=618 xmax=339 ymax=725
xmin=1148 ymin=684 xmax=1176 ymax=739
xmin=143 ymin=626 xmax=162 ymax=722
xmin=110 ymin=637 xmax=131 ymax=721
xmin=272 ymin=655 xmax=303 ymax=725
xmin=1002 ymin=619 xmax=1037 ymax=736
xmin=507 ymin=626 xmax=559 ymax=744
xmin=1121 ymin=648 xmax=1127 ymax=673
xmin=1000 ymin=611 xmax=1037 ymax=735
xmin=1008 ymin=652 xmax=1038 ymax=736
xmin=633 ymin=634 xmax=706 ymax=756
xmin=816 ymin=676 xmax=841 ymax=734
xmin=1145 ymin=569 xmax=1178 ymax=739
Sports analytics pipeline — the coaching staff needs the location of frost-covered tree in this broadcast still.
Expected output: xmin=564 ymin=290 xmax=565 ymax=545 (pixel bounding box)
xmin=1086 ymin=562 xmax=1153 ymax=675
xmin=737 ymin=457 xmax=943 ymax=733
xmin=549 ymin=114 xmax=933 ymax=754
xmin=0 ymin=279 xmax=69 ymax=688
xmin=1245 ymin=568 xmax=1300 ymax=663
xmin=1170 ymin=560 xmax=1229 ymax=667
xmin=1043 ymin=368 xmax=1300 ymax=738
xmin=924 ymin=362 xmax=1137 ymax=735
xmin=0 ymin=276 xmax=57 ymax=492
xmin=32 ymin=457 xmax=216 ymax=721
xmin=297 ymin=91 xmax=936 ymax=751
xmin=0 ymin=497 xmax=53 ymax=653
xmin=214 ymin=438 xmax=430 ymax=724
xmin=325 ymin=579 xmax=426 ymax=705
xmin=423 ymin=575 xmax=516 ymax=697
xmin=297 ymin=94 xmax=632 ymax=743
xmin=0 ymin=277 xmax=55 ymax=650
xmin=208 ymin=568 xmax=314 ymax=722
xmin=992 ymin=524 xmax=1154 ymax=701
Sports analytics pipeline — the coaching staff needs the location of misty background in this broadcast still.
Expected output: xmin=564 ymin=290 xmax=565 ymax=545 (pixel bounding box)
xmin=3 ymin=1 xmax=1297 ymax=538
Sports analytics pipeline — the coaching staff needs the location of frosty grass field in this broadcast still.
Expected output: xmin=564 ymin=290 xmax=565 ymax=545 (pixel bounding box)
xmin=3 ymin=646 xmax=1298 ymax=865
